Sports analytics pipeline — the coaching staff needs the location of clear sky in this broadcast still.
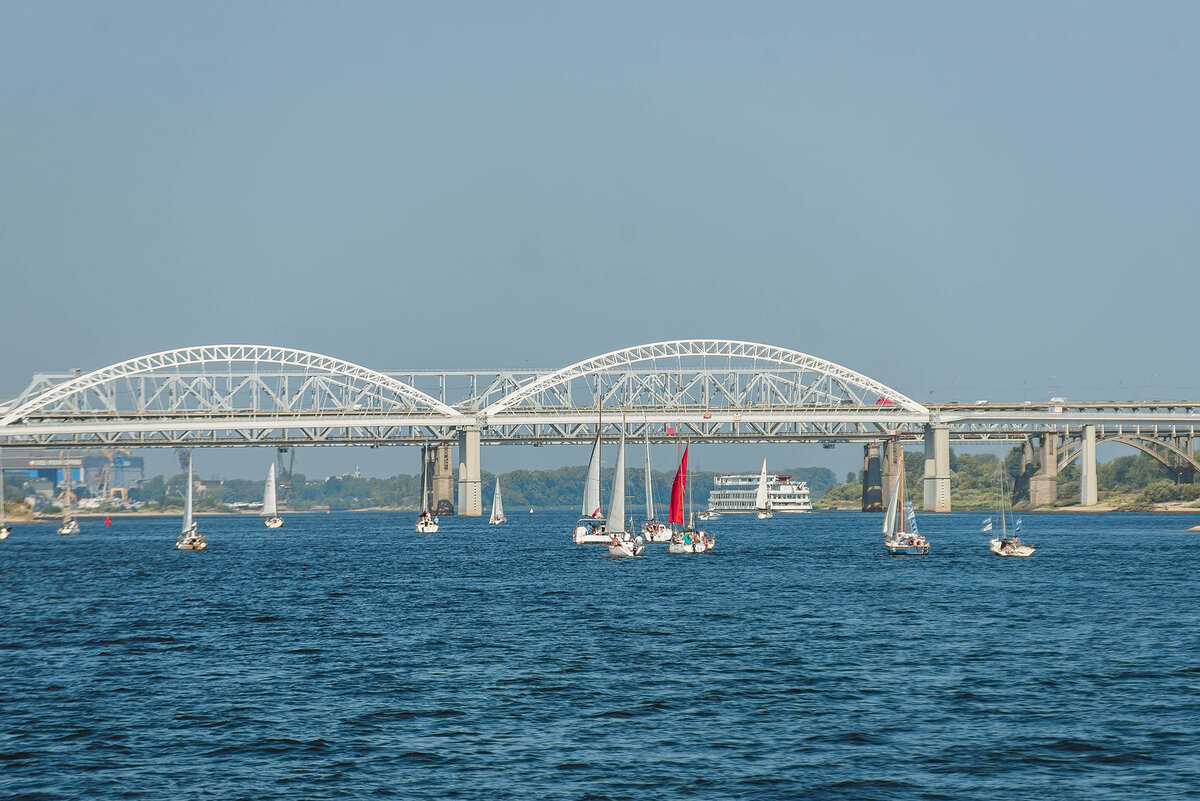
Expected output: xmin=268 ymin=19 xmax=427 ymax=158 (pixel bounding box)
xmin=2 ymin=2 xmax=1197 ymax=479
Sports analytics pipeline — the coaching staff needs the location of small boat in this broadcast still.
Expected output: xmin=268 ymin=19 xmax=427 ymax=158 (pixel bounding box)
xmin=57 ymin=476 xmax=80 ymax=536
xmin=882 ymin=441 xmax=929 ymax=555
xmin=262 ymin=463 xmax=284 ymax=529
xmin=0 ymin=466 xmax=11 ymax=540
xmin=639 ymin=425 xmax=672 ymax=542
xmin=489 ymin=475 xmax=507 ymax=525
xmin=605 ymin=427 xmax=645 ymax=558
xmin=415 ymin=447 xmax=439 ymax=534
xmin=573 ymin=425 xmax=609 ymax=544
xmin=696 ymin=509 xmax=722 ymax=521
xmin=986 ymin=468 xmax=1034 ymax=557
xmin=666 ymin=444 xmax=714 ymax=554
xmin=754 ymin=458 xmax=774 ymax=519
xmin=175 ymin=451 xmax=208 ymax=550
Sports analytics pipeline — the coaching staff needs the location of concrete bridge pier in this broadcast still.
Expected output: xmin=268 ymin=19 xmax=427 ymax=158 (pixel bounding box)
xmin=1029 ymin=433 xmax=1059 ymax=508
xmin=1080 ymin=424 xmax=1098 ymax=506
xmin=1013 ymin=438 xmax=1035 ymax=502
xmin=862 ymin=442 xmax=882 ymax=511
xmin=429 ymin=442 xmax=456 ymax=514
xmin=457 ymin=426 xmax=482 ymax=517
xmin=1174 ymin=435 xmax=1195 ymax=484
xmin=881 ymin=438 xmax=903 ymax=506
xmin=922 ymin=424 xmax=951 ymax=512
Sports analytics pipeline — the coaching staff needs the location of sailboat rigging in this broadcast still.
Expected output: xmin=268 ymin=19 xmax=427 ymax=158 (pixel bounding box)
xmin=57 ymin=461 xmax=80 ymax=536
xmin=0 ymin=463 xmax=11 ymax=539
xmin=988 ymin=465 xmax=1035 ymax=557
xmin=640 ymin=425 xmax=672 ymax=542
xmin=573 ymin=404 xmax=609 ymax=544
xmin=416 ymin=444 xmax=440 ymax=534
xmin=606 ymin=425 xmax=645 ymax=557
xmin=755 ymin=458 xmax=773 ymax=519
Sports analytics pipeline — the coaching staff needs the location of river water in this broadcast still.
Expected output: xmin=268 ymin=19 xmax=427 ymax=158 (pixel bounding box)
xmin=2 ymin=510 xmax=1198 ymax=800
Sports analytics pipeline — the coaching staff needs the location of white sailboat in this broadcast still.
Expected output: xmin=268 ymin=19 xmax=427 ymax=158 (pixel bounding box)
xmin=0 ymin=465 xmax=11 ymax=539
xmin=262 ymin=463 xmax=284 ymax=529
xmin=754 ymin=458 xmax=774 ymax=519
xmin=573 ymin=425 xmax=608 ymax=544
xmin=57 ymin=469 xmax=80 ymax=536
xmin=640 ymin=426 xmax=672 ymax=542
xmin=606 ymin=427 xmax=645 ymax=558
xmin=882 ymin=442 xmax=929 ymax=555
xmin=988 ymin=467 xmax=1035 ymax=557
xmin=175 ymin=451 xmax=207 ymax=550
xmin=489 ymin=474 xmax=507 ymax=525
xmin=416 ymin=445 xmax=440 ymax=534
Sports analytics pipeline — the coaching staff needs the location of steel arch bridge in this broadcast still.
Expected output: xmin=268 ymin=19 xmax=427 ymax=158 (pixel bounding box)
xmin=0 ymin=340 xmax=934 ymax=447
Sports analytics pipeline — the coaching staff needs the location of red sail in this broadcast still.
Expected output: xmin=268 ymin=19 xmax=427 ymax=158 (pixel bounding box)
xmin=668 ymin=445 xmax=688 ymax=525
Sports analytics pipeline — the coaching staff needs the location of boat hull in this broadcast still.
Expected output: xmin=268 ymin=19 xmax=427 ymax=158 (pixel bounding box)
xmin=263 ymin=517 xmax=284 ymax=529
xmin=640 ymin=521 xmax=673 ymax=542
xmin=989 ymin=538 xmax=1035 ymax=557
xmin=416 ymin=522 xmax=439 ymax=534
xmin=57 ymin=521 xmax=80 ymax=537
xmin=0 ymin=526 xmax=11 ymax=540
xmin=607 ymin=538 xmax=645 ymax=558
xmin=884 ymin=534 xmax=929 ymax=555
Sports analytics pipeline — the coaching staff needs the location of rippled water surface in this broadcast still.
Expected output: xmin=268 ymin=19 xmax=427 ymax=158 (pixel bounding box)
xmin=3 ymin=510 xmax=1199 ymax=799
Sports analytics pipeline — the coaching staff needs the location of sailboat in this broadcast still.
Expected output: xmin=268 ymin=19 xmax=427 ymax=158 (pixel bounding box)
xmin=988 ymin=466 xmax=1035 ymax=557
xmin=606 ymin=427 xmax=645 ymax=557
xmin=262 ymin=463 xmax=284 ymax=529
xmin=0 ymin=465 xmax=11 ymax=539
xmin=488 ymin=474 xmax=507 ymax=525
xmin=572 ymin=422 xmax=609 ymax=544
xmin=755 ymin=458 xmax=774 ymax=519
xmin=882 ymin=441 xmax=929 ymax=554
xmin=640 ymin=426 xmax=672 ymax=542
xmin=57 ymin=469 xmax=80 ymax=536
xmin=175 ymin=451 xmax=208 ymax=550
xmin=416 ymin=445 xmax=440 ymax=534
xmin=668 ymin=444 xmax=715 ymax=554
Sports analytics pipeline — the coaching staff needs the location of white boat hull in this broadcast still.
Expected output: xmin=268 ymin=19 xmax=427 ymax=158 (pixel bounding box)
xmin=640 ymin=521 xmax=673 ymax=542
xmin=57 ymin=520 xmax=80 ymax=537
xmin=263 ymin=516 xmax=284 ymax=529
xmin=884 ymin=534 xmax=929 ymax=555
xmin=756 ymin=511 xmax=773 ymax=520
xmin=668 ymin=531 xmax=713 ymax=554
xmin=990 ymin=537 xmax=1035 ymax=557
xmin=573 ymin=518 xmax=608 ymax=544
xmin=0 ymin=526 xmax=10 ymax=540
xmin=176 ymin=533 xmax=207 ymax=550
xmin=489 ymin=517 xmax=507 ymax=525
xmin=416 ymin=521 xmax=439 ymax=534
xmin=607 ymin=537 xmax=646 ymax=558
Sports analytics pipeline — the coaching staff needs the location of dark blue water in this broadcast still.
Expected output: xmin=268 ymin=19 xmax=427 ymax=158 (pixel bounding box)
xmin=3 ymin=511 xmax=1199 ymax=800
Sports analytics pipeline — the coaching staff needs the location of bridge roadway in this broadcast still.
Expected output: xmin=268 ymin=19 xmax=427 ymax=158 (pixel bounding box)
xmin=1 ymin=342 xmax=1197 ymax=515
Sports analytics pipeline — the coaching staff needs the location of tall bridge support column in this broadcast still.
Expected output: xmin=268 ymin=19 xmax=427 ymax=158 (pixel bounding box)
xmin=457 ymin=427 xmax=482 ymax=517
xmin=432 ymin=442 xmax=456 ymax=514
xmin=881 ymin=438 xmax=903 ymax=507
xmin=1080 ymin=425 xmax=1098 ymax=507
xmin=1029 ymin=433 xmax=1059 ymax=508
xmin=923 ymin=424 xmax=951 ymax=512
xmin=862 ymin=442 xmax=882 ymax=511
xmin=1174 ymin=435 xmax=1195 ymax=484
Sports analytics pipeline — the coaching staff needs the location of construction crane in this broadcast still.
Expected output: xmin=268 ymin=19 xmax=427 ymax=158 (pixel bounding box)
xmin=91 ymin=448 xmax=133 ymax=500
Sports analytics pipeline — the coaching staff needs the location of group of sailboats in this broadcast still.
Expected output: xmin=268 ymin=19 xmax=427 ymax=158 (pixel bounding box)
xmin=571 ymin=420 xmax=713 ymax=557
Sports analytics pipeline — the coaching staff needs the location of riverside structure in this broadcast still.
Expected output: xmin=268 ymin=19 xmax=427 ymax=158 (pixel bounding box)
xmin=2 ymin=341 xmax=1197 ymax=515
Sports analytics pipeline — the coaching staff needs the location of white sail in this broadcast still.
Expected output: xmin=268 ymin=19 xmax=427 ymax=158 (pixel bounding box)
xmin=607 ymin=428 xmax=627 ymax=534
xmin=182 ymin=452 xmax=195 ymax=534
xmin=262 ymin=463 xmax=278 ymax=517
xmin=755 ymin=458 xmax=770 ymax=510
xmin=882 ymin=478 xmax=901 ymax=538
xmin=582 ymin=433 xmax=602 ymax=517
xmin=490 ymin=475 xmax=506 ymax=523
xmin=0 ymin=464 xmax=5 ymax=525
xmin=644 ymin=427 xmax=655 ymax=520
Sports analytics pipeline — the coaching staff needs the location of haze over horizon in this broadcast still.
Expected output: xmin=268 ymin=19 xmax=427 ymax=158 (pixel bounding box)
xmin=3 ymin=3 xmax=1196 ymax=478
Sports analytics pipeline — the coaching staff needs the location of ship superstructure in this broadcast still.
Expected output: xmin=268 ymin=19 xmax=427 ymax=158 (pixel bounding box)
xmin=706 ymin=471 xmax=812 ymax=514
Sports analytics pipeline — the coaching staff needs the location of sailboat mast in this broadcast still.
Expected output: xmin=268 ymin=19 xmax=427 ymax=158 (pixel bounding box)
xmin=644 ymin=424 xmax=654 ymax=520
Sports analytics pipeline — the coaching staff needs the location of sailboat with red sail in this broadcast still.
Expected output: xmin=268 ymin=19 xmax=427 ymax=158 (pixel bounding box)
xmin=667 ymin=444 xmax=715 ymax=554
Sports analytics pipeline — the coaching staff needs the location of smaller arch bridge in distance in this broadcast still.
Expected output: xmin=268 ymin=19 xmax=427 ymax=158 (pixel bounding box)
xmin=479 ymin=339 xmax=930 ymax=445
xmin=0 ymin=345 xmax=467 ymax=447
xmin=1058 ymin=432 xmax=1200 ymax=478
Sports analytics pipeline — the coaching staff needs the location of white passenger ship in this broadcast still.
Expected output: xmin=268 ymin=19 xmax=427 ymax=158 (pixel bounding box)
xmin=706 ymin=472 xmax=813 ymax=514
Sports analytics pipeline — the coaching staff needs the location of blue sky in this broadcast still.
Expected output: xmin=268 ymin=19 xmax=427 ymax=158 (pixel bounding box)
xmin=2 ymin=2 xmax=1197 ymax=478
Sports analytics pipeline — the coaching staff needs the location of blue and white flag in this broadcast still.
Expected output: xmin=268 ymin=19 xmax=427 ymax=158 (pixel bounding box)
xmin=1014 ymin=517 xmax=1022 ymax=532
xmin=981 ymin=517 xmax=993 ymax=532
xmin=904 ymin=500 xmax=918 ymax=533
